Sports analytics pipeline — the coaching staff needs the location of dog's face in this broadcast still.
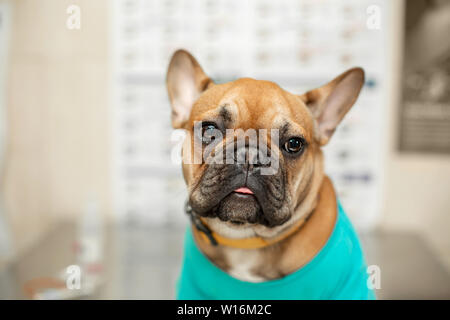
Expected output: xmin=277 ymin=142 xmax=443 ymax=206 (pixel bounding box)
xmin=166 ymin=50 xmax=364 ymax=238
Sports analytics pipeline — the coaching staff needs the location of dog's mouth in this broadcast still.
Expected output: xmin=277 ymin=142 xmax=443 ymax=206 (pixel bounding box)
xmin=211 ymin=186 xmax=267 ymax=226
xmin=189 ymin=163 xmax=289 ymax=228
xmin=234 ymin=187 xmax=254 ymax=195
xmin=191 ymin=178 xmax=288 ymax=227
xmin=229 ymin=188 xmax=256 ymax=225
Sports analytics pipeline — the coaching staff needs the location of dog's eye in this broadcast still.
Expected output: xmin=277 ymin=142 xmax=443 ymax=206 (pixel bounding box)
xmin=201 ymin=122 xmax=219 ymax=144
xmin=284 ymin=137 xmax=304 ymax=154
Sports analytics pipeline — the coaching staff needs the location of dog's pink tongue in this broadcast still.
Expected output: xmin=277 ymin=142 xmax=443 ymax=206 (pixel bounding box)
xmin=234 ymin=187 xmax=254 ymax=195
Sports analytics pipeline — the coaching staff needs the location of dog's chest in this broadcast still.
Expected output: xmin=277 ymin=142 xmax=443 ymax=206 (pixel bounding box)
xmin=223 ymin=249 xmax=266 ymax=283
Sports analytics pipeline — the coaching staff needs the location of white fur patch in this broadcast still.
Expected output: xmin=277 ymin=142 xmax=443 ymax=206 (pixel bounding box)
xmin=226 ymin=250 xmax=265 ymax=283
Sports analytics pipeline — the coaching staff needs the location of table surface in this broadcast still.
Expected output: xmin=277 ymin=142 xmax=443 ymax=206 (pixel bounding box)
xmin=0 ymin=221 xmax=449 ymax=299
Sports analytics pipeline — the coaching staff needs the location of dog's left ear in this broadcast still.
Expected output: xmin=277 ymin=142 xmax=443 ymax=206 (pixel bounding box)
xmin=299 ymin=67 xmax=365 ymax=145
xmin=166 ymin=49 xmax=213 ymax=129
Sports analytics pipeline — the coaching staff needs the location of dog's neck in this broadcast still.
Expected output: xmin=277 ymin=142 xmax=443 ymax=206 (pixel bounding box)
xmin=192 ymin=175 xmax=338 ymax=282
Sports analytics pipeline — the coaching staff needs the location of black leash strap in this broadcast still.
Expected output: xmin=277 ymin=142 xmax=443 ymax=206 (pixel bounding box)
xmin=185 ymin=201 xmax=218 ymax=246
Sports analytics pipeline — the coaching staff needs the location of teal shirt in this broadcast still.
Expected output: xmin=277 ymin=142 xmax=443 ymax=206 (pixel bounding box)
xmin=176 ymin=201 xmax=376 ymax=300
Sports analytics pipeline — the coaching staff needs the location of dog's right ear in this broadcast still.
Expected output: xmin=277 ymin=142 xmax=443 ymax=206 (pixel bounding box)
xmin=166 ymin=50 xmax=213 ymax=129
xmin=298 ymin=67 xmax=365 ymax=146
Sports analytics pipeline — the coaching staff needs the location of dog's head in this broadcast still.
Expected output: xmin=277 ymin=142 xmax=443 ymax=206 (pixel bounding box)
xmin=166 ymin=50 xmax=364 ymax=238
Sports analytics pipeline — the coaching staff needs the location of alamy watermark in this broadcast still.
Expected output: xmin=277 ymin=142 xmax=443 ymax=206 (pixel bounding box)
xmin=366 ymin=5 xmax=381 ymax=30
xmin=66 ymin=5 xmax=81 ymax=30
xmin=66 ymin=264 xmax=81 ymax=290
xmin=367 ymin=264 xmax=381 ymax=290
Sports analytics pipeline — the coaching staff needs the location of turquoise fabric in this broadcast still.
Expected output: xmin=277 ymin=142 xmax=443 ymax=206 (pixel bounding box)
xmin=176 ymin=201 xmax=376 ymax=300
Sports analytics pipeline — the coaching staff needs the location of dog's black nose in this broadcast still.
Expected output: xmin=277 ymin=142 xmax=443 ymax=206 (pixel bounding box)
xmin=234 ymin=145 xmax=271 ymax=173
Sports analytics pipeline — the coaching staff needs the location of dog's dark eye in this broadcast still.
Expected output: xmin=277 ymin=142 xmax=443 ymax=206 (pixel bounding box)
xmin=284 ymin=137 xmax=304 ymax=154
xmin=201 ymin=122 xmax=219 ymax=144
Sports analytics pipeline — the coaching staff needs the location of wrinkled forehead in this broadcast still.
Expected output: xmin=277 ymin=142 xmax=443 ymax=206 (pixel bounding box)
xmin=189 ymin=78 xmax=314 ymax=141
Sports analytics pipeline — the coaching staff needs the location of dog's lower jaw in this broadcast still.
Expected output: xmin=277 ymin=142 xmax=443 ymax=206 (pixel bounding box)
xmin=202 ymin=216 xmax=258 ymax=239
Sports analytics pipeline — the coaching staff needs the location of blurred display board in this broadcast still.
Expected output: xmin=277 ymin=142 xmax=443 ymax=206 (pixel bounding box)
xmin=400 ymin=59 xmax=450 ymax=153
xmin=111 ymin=0 xmax=393 ymax=230
xmin=399 ymin=0 xmax=450 ymax=154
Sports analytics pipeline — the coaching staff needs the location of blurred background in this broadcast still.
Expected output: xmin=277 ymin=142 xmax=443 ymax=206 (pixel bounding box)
xmin=0 ymin=0 xmax=449 ymax=299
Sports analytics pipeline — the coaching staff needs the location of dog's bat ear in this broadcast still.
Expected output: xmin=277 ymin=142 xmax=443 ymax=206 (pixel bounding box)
xmin=166 ymin=49 xmax=214 ymax=129
xmin=299 ymin=67 xmax=365 ymax=146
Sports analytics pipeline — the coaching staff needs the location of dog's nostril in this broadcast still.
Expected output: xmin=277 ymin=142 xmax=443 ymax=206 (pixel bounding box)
xmin=233 ymin=146 xmax=272 ymax=171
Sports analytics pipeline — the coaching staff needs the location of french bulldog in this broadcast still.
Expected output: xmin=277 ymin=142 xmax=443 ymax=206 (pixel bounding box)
xmin=167 ymin=49 xmax=374 ymax=299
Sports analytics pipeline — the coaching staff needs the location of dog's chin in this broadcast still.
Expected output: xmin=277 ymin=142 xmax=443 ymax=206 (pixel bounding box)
xmin=215 ymin=192 xmax=263 ymax=225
